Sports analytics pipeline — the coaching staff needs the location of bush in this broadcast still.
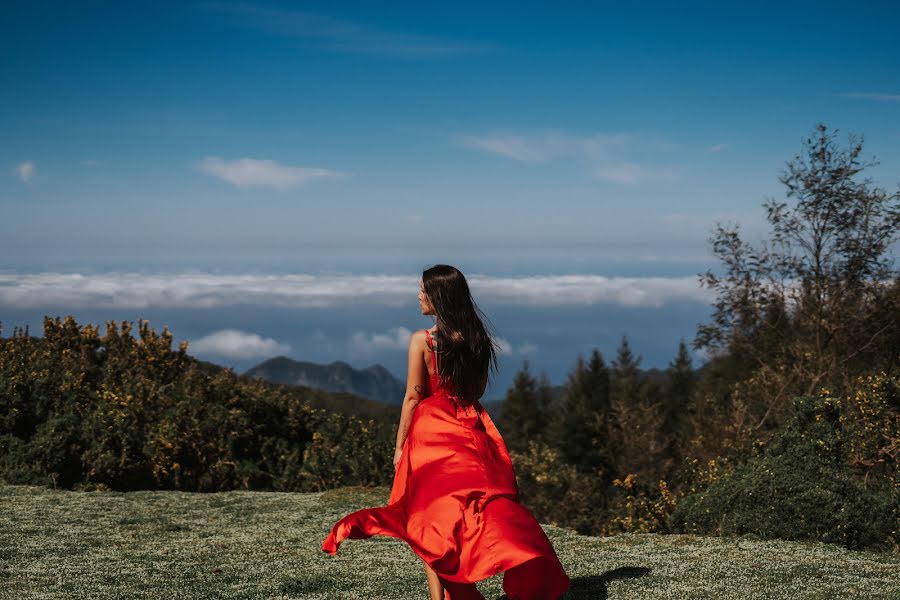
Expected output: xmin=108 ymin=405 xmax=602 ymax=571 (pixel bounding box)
xmin=670 ymin=389 xmax=899 ymax=552
xmin=509 ymin=440 xmax=610 ymax=535
xmin=602 ymin=473 xmax=677 ymax=535
xmin=0 ymin=315 xmax=394 ymax=492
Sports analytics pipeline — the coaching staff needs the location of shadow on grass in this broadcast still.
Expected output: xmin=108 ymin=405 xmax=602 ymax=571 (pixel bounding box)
xmin=494 ymin=566 xmax=652 ymax=600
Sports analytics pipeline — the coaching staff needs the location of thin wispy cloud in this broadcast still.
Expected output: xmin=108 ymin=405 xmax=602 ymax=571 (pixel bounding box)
xmin=455 ymin=131 xmax=632 ymax=163
xmin=188 ymin=328 xmax=290 ymax=359
xmin=456 ymin=130 xmax=679 ymax=184
xmin=593 ymin=162 xmax=680 ymax=184
xmin=706 ymin=143 xmax=730 ymax=153
xmin=455 ymin=133 xmax=570 ymax=162
xmin=836 ymin=92 xmax=900 ymax=103
xmin=16 ymin=161 xmax=35 ymax=183
xmin=196 ymin=157 xmax=346 ymax=189
xmin=0 ymin=272 xmax=715 ymax=310
xmin=203 ymin=2 xmax=498 ymax=58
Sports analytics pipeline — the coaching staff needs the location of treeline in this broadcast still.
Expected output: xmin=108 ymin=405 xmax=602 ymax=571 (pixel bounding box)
xmin=496 ymin=123 xmax=900 ymax=552
xmin=0 ymin=316 xmax=396 ymax=493
xmin=496 ymin=342 xmax=898 ymax=552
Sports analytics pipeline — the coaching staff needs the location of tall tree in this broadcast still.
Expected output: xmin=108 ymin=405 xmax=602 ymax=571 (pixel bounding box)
xmin=497 ymin=360 xmax=550 ymax=453
xmin=694 ymin=123 xmax=900 ymax=443
xmin=611 ymin=335 xmax=641 ymax=409
xmin=606 ymin=335 xmax=668 ymax=482
xmin=662 ymin=339 xmax=695 ymax=464
xmin=545 ymin=349 xmax=611 ymax=476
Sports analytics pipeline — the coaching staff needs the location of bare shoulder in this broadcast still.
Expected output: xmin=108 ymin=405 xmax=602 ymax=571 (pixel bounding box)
xmin=409 ymin=329 xmax=428 ymax=347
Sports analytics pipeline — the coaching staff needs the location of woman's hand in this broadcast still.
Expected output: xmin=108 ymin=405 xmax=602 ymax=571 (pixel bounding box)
xmin=393 ymin=446 xmax=403 ymax=468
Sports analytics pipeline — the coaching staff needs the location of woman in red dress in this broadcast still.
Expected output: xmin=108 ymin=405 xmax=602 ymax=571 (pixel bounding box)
xmin=322 ymin=264 xmax=570 ymax=600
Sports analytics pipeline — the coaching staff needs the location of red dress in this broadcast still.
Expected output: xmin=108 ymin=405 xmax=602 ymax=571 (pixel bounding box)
xmin=322 ymin=330 xmax=570 ymax=600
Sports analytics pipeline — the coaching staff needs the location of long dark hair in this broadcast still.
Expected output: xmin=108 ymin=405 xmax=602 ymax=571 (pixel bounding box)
xmin=422 ymin=264 xmax=500 ymax=406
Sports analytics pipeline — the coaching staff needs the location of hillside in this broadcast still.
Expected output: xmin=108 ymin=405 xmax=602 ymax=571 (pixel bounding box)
xmin=245 ymin=356 xmax=407 ymax=405
xmin=2 ymin=484 xmax=897 ymax=599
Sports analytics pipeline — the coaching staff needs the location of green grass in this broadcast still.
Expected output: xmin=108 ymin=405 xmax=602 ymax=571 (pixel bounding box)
xmin=1 ymin=483 xmax=898 ymax=599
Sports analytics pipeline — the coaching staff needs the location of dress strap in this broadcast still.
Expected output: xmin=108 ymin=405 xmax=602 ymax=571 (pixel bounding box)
xmin=425 ymin=329 xmax=438 ymax=372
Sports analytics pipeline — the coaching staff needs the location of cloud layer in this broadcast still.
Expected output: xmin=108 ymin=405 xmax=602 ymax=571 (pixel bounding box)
xmin=0 ymin=271 xmax=715 ymax=309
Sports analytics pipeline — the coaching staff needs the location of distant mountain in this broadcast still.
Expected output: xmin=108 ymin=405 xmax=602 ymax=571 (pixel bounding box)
xmin=244 ymin=356 xmax=406 ymax=405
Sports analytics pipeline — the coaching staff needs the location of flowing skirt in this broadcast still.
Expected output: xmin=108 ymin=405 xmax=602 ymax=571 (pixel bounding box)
xmin=321 ymin=392 xmax=570 ymax=599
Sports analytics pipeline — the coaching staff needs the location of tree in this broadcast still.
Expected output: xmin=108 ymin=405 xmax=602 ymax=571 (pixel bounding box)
xmin=694 ymin=123 xmax=900 ymax=441
xmin=662 ymin=339 xmax=695 ymax=461
xmin=545 ymin=349 xmax=611 ymax=475
xmin=497 ymin=360 xmax=552 ymax=453
xmin=603 ymin=335 xmax=671 ymax=484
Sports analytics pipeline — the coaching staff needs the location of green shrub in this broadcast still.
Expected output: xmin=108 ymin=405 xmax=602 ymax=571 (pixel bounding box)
xmin=509 ymin=440 xmax=610 ymax=535
xmin=297 ymin=410 xmax=394 ymax=492
xmin=671 ymin=391 xmax=898 ymax=551
xmin=0 ymin=316 xmax=394 ymax=493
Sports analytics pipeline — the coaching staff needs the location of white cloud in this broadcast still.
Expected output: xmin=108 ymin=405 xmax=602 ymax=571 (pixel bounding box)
xmin=0 ymin=271 xmax=718 ymax=310
xmin=456 ymin=130 xmax=679 ymax=184
xmin=836 ymin=92 xmax=900 ymax=103
xmin=495 ymin=339 xmax=537 ymax=355
xmin=187 ymin=328 xmax=290 ymax=359
xmin=16 ymin=161 xmax=35 ymax=183
xmin=706 ymin=143 xmax=730 ymax=153
xmin=196 ymin=157 xmax=346 ymax=189
xmin=347 ymin=330 xmax=533 ymax=357
xmin=350 ymin=326 xmax=413 ymax=353
xmin=495 ymin=337 xmax=513 ymax=355
xmin=518 ymin=342 xmax=538 ymax=355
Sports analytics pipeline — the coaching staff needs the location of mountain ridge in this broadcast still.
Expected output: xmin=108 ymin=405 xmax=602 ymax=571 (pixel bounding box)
xmin=244 ymin=355 xmax=407 ymax=405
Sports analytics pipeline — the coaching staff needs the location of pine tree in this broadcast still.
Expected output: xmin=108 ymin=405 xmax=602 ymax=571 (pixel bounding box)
xmin=610 ymin=335 xmax=641 ymax=423
xmin=546 ymin=349 xmax=612 ymax=476
xmin=608 ymin=335 xmax=645 ymax=478
xmin=497 ymin=360 xmax=549 ymax=453
xmin=663 ymin=339 xmax=695 ymax=457
xmin=535 ymin=370 xmax=554 ymax=424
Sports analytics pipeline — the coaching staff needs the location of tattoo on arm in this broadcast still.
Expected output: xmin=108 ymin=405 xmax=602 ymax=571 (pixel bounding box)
xmin=414 ymin=384 xmax=423 ymax=397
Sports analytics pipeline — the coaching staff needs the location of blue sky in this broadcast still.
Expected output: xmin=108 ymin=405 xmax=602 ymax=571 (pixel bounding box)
xmin=1 ymin=1 xmax=898 ymax=394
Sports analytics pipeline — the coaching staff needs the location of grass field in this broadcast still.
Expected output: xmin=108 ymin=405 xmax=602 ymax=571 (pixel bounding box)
xmin=1 ymin=483 xmax=898 ymax=599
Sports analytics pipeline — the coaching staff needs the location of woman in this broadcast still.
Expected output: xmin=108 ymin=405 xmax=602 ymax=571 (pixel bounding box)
xmin=322 ymin=264 xmax=570 ymax=600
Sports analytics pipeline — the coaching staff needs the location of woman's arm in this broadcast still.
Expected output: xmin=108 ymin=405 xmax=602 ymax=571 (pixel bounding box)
xmin=394 ymin=330 xmax=428 ymax=465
